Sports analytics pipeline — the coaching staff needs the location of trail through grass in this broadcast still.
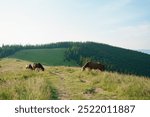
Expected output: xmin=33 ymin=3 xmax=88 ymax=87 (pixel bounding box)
xmin=0 ymin=58 xmax=150 ymax=100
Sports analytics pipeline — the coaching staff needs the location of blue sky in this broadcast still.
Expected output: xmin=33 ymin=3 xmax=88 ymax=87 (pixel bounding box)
xmin=0 ymin=0 xmax=150 ymax=49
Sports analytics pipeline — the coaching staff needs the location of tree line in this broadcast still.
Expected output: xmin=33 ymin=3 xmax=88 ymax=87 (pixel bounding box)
xmin=64 ymin=42 xmax=150 ymax=77
xmin=0 ymin=42 xmax=150 ymax=77
xmin=0 ymin=42 xmax=76 ymax=58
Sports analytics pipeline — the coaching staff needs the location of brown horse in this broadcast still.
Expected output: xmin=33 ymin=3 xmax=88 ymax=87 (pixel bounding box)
xmin=32 ymin=63 xmax=45 ymax=71
xmin=82 ymin=61 xmax=105 ymax=71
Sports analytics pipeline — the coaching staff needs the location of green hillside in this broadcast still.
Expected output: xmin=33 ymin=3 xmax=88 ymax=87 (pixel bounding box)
xmin=1 ymin=42 xmax=150 ymax=77
xmin=10 ymin=48 xmax=77 ymax=66
xmin=0 ymin=58 xmax=150 ymax=100
xmin=65 ymin=42 xmax=150 ymax=77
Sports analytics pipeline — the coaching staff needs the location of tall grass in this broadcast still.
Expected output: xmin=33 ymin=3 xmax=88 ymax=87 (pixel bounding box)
xmin=0 ymin=58 xmax=58 ymax=100
xmin=0 ymin=58 xmax=150 ymax=100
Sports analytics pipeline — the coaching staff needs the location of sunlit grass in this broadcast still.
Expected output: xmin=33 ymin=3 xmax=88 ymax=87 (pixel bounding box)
xmin=0 ymin=58 xmax=150 ymax=100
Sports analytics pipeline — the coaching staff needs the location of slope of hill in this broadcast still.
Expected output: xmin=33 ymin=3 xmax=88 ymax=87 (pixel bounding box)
xmin=65 ymin=42 xmax=150 ymax=77
xmin=10 ymin=48 xmax=77 ymax=66
xmin=0 ymin=58 xmax=150 ymax=100
xmin=139 ymin=49 xmax=150 ymax=55
xmin=1 ymin=42 xmax=150 ymax=77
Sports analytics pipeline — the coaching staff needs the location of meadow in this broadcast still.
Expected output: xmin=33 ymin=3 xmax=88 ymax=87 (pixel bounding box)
xmin=0 ymin=58 xmax=150 ymax=100
xmin=10 ymin=48 xmax=77 ymax=66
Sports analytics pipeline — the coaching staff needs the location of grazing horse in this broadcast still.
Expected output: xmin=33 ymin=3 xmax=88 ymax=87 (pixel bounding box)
xmin=26 ymin=64 xmax=33 ymax=70
xmin=82 ymin=61 xmax=105 ymax=71
xmin=32 ymin=63 xmax=45 ymax=71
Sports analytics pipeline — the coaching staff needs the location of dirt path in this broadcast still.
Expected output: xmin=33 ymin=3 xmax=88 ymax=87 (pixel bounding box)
xmin=49 ymin=71 xmax=70 ymax=99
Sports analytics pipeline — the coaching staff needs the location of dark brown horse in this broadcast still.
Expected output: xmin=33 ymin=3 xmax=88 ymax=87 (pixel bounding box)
xmin=82 ymin=61 xmax=105 ymax=71
xmin=32 ymin=63 xmax=45 ymax=71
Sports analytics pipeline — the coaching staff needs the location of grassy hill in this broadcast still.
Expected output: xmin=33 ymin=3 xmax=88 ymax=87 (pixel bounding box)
xmin=0 ymin=58 xmax=150 ymax=100
xmin=1 ymin=42 xmax=150 ymax=77
xmin=10 ymin=48 xmax=77 ymax=66
xmin=65 ymin=42 xmax=150 ymax=77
